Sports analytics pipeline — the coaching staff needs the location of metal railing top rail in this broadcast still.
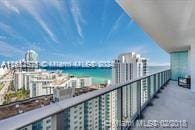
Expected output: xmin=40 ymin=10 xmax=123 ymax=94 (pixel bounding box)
xmin=0 ymin=69 xmax=170 ymax=130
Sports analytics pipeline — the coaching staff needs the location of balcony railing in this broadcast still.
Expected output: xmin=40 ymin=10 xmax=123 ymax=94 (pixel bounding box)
xmin=0 ymin=69 xmax=171 ymax=130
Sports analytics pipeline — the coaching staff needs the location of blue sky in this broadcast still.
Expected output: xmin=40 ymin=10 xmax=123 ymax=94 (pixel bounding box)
xmin=0 ymin=0 xmax=170 ymax=66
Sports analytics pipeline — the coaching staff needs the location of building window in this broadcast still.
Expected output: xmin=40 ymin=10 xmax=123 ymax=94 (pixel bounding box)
xmin=46 ymin=120 xmax=51 ymax=124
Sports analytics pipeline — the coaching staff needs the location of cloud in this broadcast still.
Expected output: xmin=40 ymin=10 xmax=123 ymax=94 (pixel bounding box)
xmin=0 ymin=22 xmax=16 ymax=35
xmin=1 ymin=1 xmax=59 ymax=43
xmin=0 ymin=0 xmax=84 ymax=45
xmin=112 ymin=14 xmax=125 ymax=31
xmin=0 ymin=41 xmax=23 ymax=57
xmin=18 ymin=42 xmax=44 ymax=52
xmin=128 ymin=45 xmax=149 ymax=54
xmin=70 ymin=0 xmax=86 ymax=39
xmin=18 ymin=1 xmax=58 ymax=43
xmin=101 ymin=0 xmax=110 ymax=27
xmin=106 ymin=13 xmax=125 ymax=40
xmin=0 ymin=1 xmax=20 ymax=14
xmin=36 ymin=17 xmax=58 ymax=43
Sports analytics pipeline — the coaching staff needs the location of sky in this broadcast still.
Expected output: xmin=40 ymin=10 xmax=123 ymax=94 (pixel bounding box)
xmin=0 ymin=0 xmax=170 ymax=66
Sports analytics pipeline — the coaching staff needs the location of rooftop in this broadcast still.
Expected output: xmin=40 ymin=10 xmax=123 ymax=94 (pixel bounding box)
xmin=0 ymin=95 xmax=52 ymax=120
xmin=0 ymin=87 xmax=97 ymax=120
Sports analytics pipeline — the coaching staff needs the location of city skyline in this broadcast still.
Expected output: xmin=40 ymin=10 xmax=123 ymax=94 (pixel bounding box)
xmin=0 ymin=0 xmax=169 ymax=66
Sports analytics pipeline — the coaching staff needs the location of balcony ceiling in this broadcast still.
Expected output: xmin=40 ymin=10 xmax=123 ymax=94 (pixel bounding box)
xmin=117 ymin=0 xmax=195 ymax=52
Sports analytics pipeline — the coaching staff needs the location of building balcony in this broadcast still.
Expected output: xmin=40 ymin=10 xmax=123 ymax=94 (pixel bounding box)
xmin=1 ymin=69 xmax=194 ymax=130
xmin=0 ymin=69 xmax=174 ymax=130
xmin=132 ymin=81 xmax=195 ymax=130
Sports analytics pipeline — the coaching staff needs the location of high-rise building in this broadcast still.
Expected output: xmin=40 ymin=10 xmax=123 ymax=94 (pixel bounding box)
xmin=112 ymin=52 xmax=147 ymax=84
xmin=111 ymin=52 xmax=148 ymax=128
xmin=22 ymin=50 xmax=39 ymax=72
xmin=25 ymin=50 xmax=38 ymax=62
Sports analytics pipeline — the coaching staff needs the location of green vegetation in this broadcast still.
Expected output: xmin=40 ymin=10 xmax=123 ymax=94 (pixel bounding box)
xmin=0 ymin=83 xmax=4 ymax=91
xmin=9 ymin=81 xmax=15 ymax=91
xmin=3 ymin=88 xmax=30 ymax=104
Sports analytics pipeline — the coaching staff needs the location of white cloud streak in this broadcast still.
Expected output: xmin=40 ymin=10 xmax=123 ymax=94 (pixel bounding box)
xmin=106 ymin=13 xmax=125 ymax=40
xmin=0 ymin=22 xmax=17 ymax=36
xmin=0 ymin=1 xmax=20 ymax=14
xmin=101 ymin=0 xmax=109 ymax=27
xmin=0 ymin=0 xmax=59 ymax=43
xmin=0 ymin=0 xmax=85 ymax=44
xmin=128 ymin=19 xmax=134 ymax=27
xmin=0 ymin=40 xmax=23 ymax=57
xmin=15 ymin=1 xmax=59 ymax=43
xmin=70 ymin=0 xmax=86 ymax=39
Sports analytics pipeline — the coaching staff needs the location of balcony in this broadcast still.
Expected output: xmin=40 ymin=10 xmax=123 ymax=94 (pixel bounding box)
xmin=0 ymin=69 xmax=171 ymax=130
xmin=133 ymin=81 xmax=195 ymax=130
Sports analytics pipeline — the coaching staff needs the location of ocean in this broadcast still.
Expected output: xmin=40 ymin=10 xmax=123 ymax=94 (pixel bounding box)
xmin=47 ymin=66 xmax=169 ymax=84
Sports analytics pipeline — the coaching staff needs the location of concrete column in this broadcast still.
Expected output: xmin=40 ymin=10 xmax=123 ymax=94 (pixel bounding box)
xmin=190 ymin=44 xmax=195 ymax=92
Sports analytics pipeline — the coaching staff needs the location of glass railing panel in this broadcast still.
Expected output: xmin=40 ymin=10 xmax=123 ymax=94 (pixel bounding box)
xmin=13 ymin=70 xmax=171 ymax=130
xmin=99 ymin=91 xmax=118 ymax=130
xmin=158 ymin=73 xmax=161 ymax=89
xmin=141 ymin=78 xmax=148 ymax=107
xmin=155 ymin=74 xmax=158 ymax=92
xmin=63 ymin=91 xmax=120 ymax=130
xmin=161 ymin=72 xmax=164 ymax=86
xmin=122 ymin=84 xmax=131 ymax=122
xmin=165 ymin=71 xmax=167 ymax=82
xmin=150 ymin=75 xmax=155 ymax=97
xmin=19 ymin=90 xmax=120 ymax=130
xmin=162 ymin=72 xmax=165 ymax=85
xmin=159 ymin=73 xmax=162 ymax=88
xmin=19 ymin=116 xmax=52 ymax=130
xmin=130 ymin=82 xmax=138 ymax=118
xmin=122 ymin=82 xmax=137 ymax=128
